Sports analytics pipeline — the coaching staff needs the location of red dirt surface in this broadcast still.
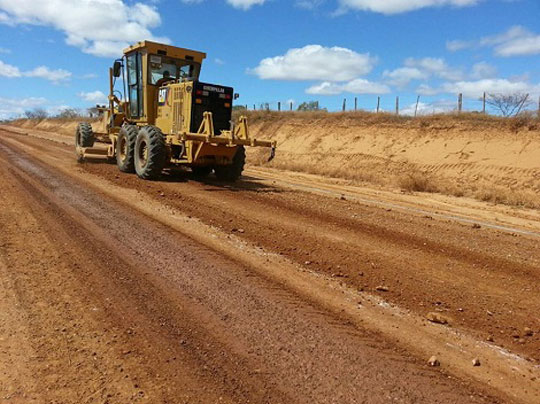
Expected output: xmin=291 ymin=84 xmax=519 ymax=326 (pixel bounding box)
xmin=0 ymin=127 xmax=538 ymax=403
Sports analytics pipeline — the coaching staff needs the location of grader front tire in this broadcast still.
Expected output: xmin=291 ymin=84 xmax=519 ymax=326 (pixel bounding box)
xmin=116 ymin=125 xmax=138 ymax=173
xmin=214 ymin=146 xmax=245 ymax=182
xmin=75 ymin=122 xmax=94 ymax=148
xmin=134 ymin=126 xmax=167 ymax=180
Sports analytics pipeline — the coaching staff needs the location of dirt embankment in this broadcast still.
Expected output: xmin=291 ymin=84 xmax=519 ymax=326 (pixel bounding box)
xmin=245 ymin=112 xmax=540 ymax=208
xmin=10 ymin=118 xmax=101 ymax=138
xmin=10 ymin=113 xmax=540 ymax=208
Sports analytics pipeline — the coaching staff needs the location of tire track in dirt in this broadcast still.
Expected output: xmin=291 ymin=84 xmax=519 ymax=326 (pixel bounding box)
xmin=0 ymin=135 xmax=502 ymax=403
xmin=1 ymin=129 xmax=539 ymax=403
xmin=78 ymin=143 xmax=540 ymax=363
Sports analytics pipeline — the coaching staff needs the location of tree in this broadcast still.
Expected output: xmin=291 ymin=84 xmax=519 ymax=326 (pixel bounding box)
xmin=56 ymin=108 xmax=82 ymax=119
xmin=297 ymin=101 xmax=320 ymax=111
xmin=24 ymin=108 xmax=48 ymax=120
xmin=485 ymin=93 xmax=532 ymax=117
xmin=87 ymin=106 xmax=101 ymax=117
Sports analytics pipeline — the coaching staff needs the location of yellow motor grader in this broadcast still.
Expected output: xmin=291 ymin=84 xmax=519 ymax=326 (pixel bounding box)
xmin=76 ymin=40 xmax=275 ymax=181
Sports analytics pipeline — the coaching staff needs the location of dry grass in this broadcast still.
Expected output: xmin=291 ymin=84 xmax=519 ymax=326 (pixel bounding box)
xmin=10 ymin=116 xmax=100 ymax=126
xmin=235 ymin=109 xmax=539 ymax=132
xmin=398 ymin=170 xmax=440 ymax=193
xmin=475 ymin=186 xmax=540 ymax=209
xmin=249 ymin=148 xmax=540 ymax=210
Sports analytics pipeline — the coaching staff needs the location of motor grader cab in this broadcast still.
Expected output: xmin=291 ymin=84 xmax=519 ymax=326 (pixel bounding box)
xmin=75 ymin=40 xmax=276 ymax=181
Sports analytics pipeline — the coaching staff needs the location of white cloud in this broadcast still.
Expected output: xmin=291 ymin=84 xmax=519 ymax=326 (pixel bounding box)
xmin=181 ymin=0 xmax=266 ymax=9
xmin=416 ymin=84 xmax=440 ymax=96
xmin=470 ymin=62 xmax=497 ymax=79
xmin=404 ymin=57 xmax=464 ymax=81
xmin=306 ymin=78 xmax=390 ymax=95
xmin=0 ymin=60 xmax=71 ymax=82
xmin=214 ymin=58 xmax=225 ymax=65
xmin=338 ymin=0 xmax=481 ymax=15
xmin=250 ymin=45 xmax=376 ymax=81
xmin=400 ymin=100 xmax=456 ymax=116
xmin=382 ymin=57 xmax=464 ymax=88
xmin=25 ymin=66 xmax=71 ymax=83
xmin=382 ymin=67 xmax=427 ymax=88
xmin=0 ymin=11 xmax=12 ymax=25
xmin=296 ymin=0 xmax=325 ymax=9
xmin=448 ymin=26 xmax=540 ymax=57
xmin=416 ymin=79 xmax=540 ymax=98
xmin=446 ymin=39 xmax=473 ymax=52
xmin=0 ymin=60 xmax=21 ymax=78
xmin=227 ymin=0 xmax=266 ymax=9
xmin=486 ymin=26 xmax=540 ymax=57
xmin=442 ymin=79 xmax=540 ymax=98
xmin=0 ymin=0 xmax=169 ymax=57
xmin=0 ymin=96 xmax=47 ymax=120
xmin=0 ymin=47 xmax=10 ymax=54
xmin=78 ymin=91 xmax=107 ymax=104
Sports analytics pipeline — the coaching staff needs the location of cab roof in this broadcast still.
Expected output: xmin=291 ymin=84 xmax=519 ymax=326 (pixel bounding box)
xmin=123 ymin=40 xmax=206 ymax=64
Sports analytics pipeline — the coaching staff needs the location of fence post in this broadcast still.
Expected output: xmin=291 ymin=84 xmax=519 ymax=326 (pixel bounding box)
xmin=245 ymin=104 xmax=248 ymax=110
xmin=342 ymin=98 xmax=346 ymax=112
xmin=414 ymin=95 xmax=420 ymax=117
xmin=290 ymin=101 xmax=293 ymax=111
xmin=395 ymin=96 xmax=399 ymax=115
xmin=376 ymin=96 xmax=380 ymax=113
xmin=482 ymin=92 xmax=486 ymax=114
xmin=253 ymin=104 xmax=256 ymax=110
xmin=278 ymin=102 xmax=281 ymax=112
xmin=354 ymin=97 xmax=357 ymax=111
xmin=458 ymin=93 xmax=463 ymax=113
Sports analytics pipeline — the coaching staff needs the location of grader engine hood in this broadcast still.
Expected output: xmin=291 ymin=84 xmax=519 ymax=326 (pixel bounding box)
xmin=191 ymin=81 xmax=234 ymax=135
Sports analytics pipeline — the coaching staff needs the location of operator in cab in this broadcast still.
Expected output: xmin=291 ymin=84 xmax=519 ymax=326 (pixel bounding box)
xmin=156 ymin=70 xmax=175 ymax=87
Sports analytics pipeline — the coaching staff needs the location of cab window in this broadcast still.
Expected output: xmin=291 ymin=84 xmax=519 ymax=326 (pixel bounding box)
xmin=126 ymin=52 xmax=143 ymax=118
xmin=148 ymin=54 xmax=200 ymax=85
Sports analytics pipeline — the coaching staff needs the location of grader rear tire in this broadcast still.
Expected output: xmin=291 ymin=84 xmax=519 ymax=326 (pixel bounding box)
xmin=134 ymin=126 xmax=167 ymax=180
xmin=214 ymin=146 xmax=245 ymax=182
xmin=116 ymin=125 xmax=138 ymax=173
xmin=75 ymin=122 xmax=94 ymax=148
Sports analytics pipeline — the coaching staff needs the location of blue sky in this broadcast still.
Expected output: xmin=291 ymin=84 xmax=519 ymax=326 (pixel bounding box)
xmin=0 ymin=0 xmax=539 ymax=118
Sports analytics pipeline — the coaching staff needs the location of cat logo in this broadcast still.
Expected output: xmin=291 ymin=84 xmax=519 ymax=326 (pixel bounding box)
xmin=158 ymin=88 xmax=169 ymax=105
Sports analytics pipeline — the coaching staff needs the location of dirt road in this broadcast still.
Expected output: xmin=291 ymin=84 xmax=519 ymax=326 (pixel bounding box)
xmin=0 ymin=127 xmax=538 ymax=403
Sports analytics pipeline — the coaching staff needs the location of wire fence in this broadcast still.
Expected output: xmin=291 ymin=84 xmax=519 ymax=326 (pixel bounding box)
xmin=243 ymin=93 xmax=540 ymax=117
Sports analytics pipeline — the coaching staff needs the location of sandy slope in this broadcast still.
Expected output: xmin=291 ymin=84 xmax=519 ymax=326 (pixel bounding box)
xmin=245 ymin=114 xmax=540 ymax=207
